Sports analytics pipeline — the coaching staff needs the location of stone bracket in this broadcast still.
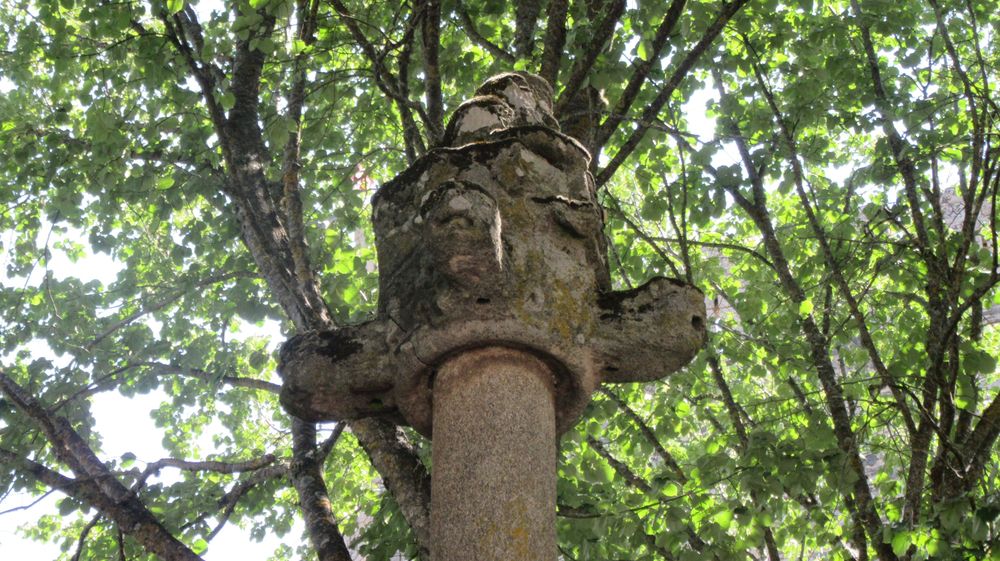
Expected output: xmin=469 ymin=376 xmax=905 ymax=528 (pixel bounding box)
xmin=279 ymin=276 xmax=704 ymax=435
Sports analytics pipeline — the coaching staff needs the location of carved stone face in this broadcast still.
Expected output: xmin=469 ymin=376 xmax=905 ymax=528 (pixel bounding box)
xmin=372 ymin=127 xmax=607 ymax=337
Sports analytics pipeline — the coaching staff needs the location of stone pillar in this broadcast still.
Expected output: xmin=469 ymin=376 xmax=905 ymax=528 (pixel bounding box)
xmin=431 ymin=348 xmax=556 ymax=561
xmin=277 ymin=72 xmax=707 ymax=561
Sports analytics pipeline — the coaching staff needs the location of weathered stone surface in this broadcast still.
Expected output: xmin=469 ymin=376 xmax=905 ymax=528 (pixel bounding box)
xmin=278 ymin=321 xmax=412 ymax=426
xmin=441 ymin=95 xmax=515 ymax=146
xmin=596 ymin=277 xmax=707 ymax=383
xmin=277 ymin=72 xmax=706 ymax=437
xmin=474 ymin=72 xmax=559 ymax=130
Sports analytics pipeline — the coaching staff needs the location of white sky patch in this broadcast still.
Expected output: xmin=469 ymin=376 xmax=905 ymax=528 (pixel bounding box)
xmin=0 ymin=493 xmax=62 ymax=558
xmin=46 ymin=237 xmax=121 ymax=287
xmin=91 ymin=391 xmax=170 ymax=462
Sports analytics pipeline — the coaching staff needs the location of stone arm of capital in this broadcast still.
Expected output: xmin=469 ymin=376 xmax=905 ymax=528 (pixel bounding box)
xmin=277 ymin=277 xmax=706 ymax=434
xmin=594 ymin=277 xmax=707 ymax=383
xmin=277 ymin=321 xmax=409 ymax=426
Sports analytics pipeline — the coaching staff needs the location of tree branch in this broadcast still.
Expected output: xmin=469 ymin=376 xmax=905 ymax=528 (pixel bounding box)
xmin=290 ymin=418 xmax=353 ymax=561
xmin=140 ymin=455 xmax=278 ymax=477
xmin=741 ymin=35 xmax=917 ymax=437
xmin=88 ymin=271 xmax=253 ymax=351
xmin=420 ymin=0 xmax=445 ymax=143
xmin=70 ymin=513 xmax=102 ymax=561
xmin=603 ymin=193 xmax=683 ymax=278
xmin=0 ymin=371 xmax=205 ymax=561
xmin=157 ymin=13 xmax=228 ymax=141
xmin=958 ymin=389 xmax=1000 ymax=494
xmin=513 ymin=0 xmax=542 ymax=58
xmin=598 ymin=388 xmax=686 ymax=482
xmin=710 ymin=75 xmax=897 ymax=561
xmin=455 ymin=2 xmax=515 ymax=63
xmin=593 ymin=0 xmax=688 ymax=150
xmin=596 ymin=0 xmax=749 ymax=187
xmin=586 ymin=436 xmax=710 ymax=557
xmin=395 ymin=5 xmax=427 ymax=162
xmin=349 ymin=418 xmax=431 ymax=556
xmin=204 ymin=463 xmax=290 ymax=541
xmin=848 ymin=0 xmax=933 ymax=263
xmin=539 ymin=0 xmax=568 ymax=86
xmin=140 ymin=362 xmax=282 ymax=394
xmin=281 ymin=0 xmax=322 ymax=299
xmin=161 ymin=3 xmax=435 ymax=551
xmin=330 ymin=0 xmax=433 ymax=140
xmin=555 ymin=0 xmax=625 ymax=113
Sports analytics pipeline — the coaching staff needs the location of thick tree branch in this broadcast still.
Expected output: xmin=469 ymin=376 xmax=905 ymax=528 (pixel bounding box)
xmin=593 ymin=0 xmax=688 ymax=150
xmin=596 ymin=0 xmax=749 ymax=187
xmin=0 ymin=448 xmax=81 ymax=498
xmin=0 ymin=372 xmax=204 ymax=561
xmin=454 ymin=2 xmax=515 ymax=63
xmin=539 ymin=0 xmax=568 ymax=86
xmin=554 ymin=0 xmax=625 ymax=113
xmin=958 ymin=389 xmax=1000 ymax=493
xmin=349 ymin=418 xmax=431 ymax=556
xmin=513 ymin=0 xmax=542 ymax=58
xmin=281 ymin=0 xmax=322 ymax=298
xmin=290 ymin=418 xmax=353 ymax=561
xmin=847 ymin=2 xmax=973 ymax=529
xmin=149 ymin=9 xmax=437 ymax=552
xmin=179 ymin=14 xmax=355 ymax=553
xmin=420 ymin=0 xmax=445 ymax=143
xmin=396 ymin=14 xmax=427 ymax=162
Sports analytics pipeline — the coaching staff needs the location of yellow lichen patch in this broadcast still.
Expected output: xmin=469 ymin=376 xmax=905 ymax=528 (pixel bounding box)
xmin=548 ymin=278 xmax=581 ymax=342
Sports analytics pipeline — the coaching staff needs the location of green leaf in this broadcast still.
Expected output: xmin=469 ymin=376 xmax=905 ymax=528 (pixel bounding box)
xmin=891 ymin=530 xmax=911 ymax=556
xmin=57 ymin=499 xmax=78 ymax=516
xmin=121 ymin=452 xmax=136 ymax=468
xmin=597 ymin=463 xmax=614 ymax=483
xmin=713 ymin=510 xmax=733 ymax=530
xmin=166 ymin=0 xmax=185 ymax=14
xmin=798 ymin=299 xmax=814 ymax=316
xmin=675 ymin=400 xmax=691 ymax=418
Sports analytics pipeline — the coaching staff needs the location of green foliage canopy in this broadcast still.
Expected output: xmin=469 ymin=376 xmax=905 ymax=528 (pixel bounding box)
xmin=1 ymin=0 xmax=1000 ymax=560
